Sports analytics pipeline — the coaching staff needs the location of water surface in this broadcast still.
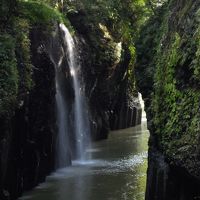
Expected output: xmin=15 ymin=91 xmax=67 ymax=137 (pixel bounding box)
xmin=19 ymin=122 xmax=149 ymax=200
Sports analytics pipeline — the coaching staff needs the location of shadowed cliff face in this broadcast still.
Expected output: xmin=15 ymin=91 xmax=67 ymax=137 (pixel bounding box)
xmin=146 ymin=150 xmax=200 ymax=200
xmin=136 ymin=0 xmax=200 ymax=199
xmin=0 ymin=0 xmax=17 ymax=26
xmin=0 ymin=26 xmax=57 ymax=200
xmin=68 ymin=11 xmax=141 ymax=140
xmin=0 ymin=21 xmax=76 ymax=199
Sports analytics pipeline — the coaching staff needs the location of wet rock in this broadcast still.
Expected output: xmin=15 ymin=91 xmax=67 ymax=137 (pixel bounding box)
xmin=146 ymin=147 xmax=200 ymax=200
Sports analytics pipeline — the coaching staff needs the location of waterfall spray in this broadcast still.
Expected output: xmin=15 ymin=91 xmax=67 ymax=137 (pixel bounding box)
xmin=59 ymin=23 xmax=91 ymax=161
xmin=55 ymin=70 xmax=70 ymax=168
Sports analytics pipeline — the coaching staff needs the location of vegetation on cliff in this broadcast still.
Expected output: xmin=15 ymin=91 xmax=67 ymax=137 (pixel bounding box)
xmin=136 ymin=0 xmax=200 ymax=177
xmin=0 ymin=0 xmax=149 ymax=117
xmin=0 ymin=35 xmax=18 ymax=117
xmin=63 ymin=0 xmax=151 ymax=104
xmin=1 ymin=0 xmax=200 ymax=198
xmin=0 ymin=0 xmax=71 ymax=118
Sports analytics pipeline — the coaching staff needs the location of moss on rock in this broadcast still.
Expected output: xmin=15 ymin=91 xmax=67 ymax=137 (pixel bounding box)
xmin=136 ymin=0 xmax=200 ymax=177
xmin=0 ymin=34 xmax=18 ymax=117
xmin=0 ymin=0 xmax=75 ymax=118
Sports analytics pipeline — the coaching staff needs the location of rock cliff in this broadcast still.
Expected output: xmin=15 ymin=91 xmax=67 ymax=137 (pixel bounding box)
xmin=136 ymin=0 xmax=200 ymax=199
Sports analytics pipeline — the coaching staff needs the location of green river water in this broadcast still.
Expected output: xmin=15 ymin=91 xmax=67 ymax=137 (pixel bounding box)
xmin=19 ymin=121 xmax=149 ymax=200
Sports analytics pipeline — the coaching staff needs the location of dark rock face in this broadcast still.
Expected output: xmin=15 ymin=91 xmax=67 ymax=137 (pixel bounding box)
xmin=68 ymin=12 xmax=142 ymax=139
xmin=109 ymin=94 xmax=142 ymax=130
xmin=0 ymin=0 xmax=16 ymax=26
xmin=0 ymin=27 xmax=56 ymax=200
xmin=146 ymin=147 xmax=200 ymax=200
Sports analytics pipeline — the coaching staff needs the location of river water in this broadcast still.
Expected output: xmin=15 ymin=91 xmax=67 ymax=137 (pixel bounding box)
xmin=19 ymin=121 xmax=149 ymax=200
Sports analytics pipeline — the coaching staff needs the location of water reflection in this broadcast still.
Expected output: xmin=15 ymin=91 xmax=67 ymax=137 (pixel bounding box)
xmin=19 ymin=121 xmax=149 ymax=200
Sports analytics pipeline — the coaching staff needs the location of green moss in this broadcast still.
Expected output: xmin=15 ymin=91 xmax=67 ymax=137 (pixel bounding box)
xmin=192 ymin=9 xmax=200 ymax=82
xmin=0 ymin=34 xmax=18 ymax=117
xmin=136 ymin=0 xmax=200 ymax=174
xmin=127 ymin=45 xmax=137 ymax=95
xmin=0 ymin=0 xmax=77 ymax=119
xmin=0 ymin=0 xmax=17 ymax=25
xmin=19 ymin=0 xmax=62 ymax=24
xmin=18 ymin=0 xmax=73 ymax=32
xmin=14 ymin=17 xmax=33 ymax=95
xmin=153 ymin=17 xmax=200 ymax=157
xmin=178 ymin=1 xmax=193 ymax=20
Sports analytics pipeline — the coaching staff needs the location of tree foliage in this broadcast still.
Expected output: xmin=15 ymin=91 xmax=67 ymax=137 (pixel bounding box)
xmin=62 ymin=0 xmax=150 ymax=43
xmin=0 ymin=34 xmax=18 ymax=117
xmin=0 ymin=0 xmax=17 ymax=28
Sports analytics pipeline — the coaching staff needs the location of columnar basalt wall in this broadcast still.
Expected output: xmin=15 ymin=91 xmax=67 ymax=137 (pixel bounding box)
xmin=0 ymin=28 xmax=57 ymax=200
xmin=146 ymin=146 xmax=200 ymax=200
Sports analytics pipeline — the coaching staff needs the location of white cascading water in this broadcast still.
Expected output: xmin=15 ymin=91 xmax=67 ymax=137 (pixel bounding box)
xmin=55 ymin=72 xmax=70 ymax=168
xmin=59 ymin=23 xmax=91 ymax=161
xmin=49 ymin=49 xmax=70 ymax=168
xmin=138 ymin=93 xmax=147 ymax=122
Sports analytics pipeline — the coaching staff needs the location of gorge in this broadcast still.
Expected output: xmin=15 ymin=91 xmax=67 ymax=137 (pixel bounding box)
xmin=0 ymin=0 xmax=200 ymax=200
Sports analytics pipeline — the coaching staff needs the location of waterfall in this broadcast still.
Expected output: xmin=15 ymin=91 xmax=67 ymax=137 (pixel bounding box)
xmin=59 ymin=23 xmax=91 ymax=161
xmin=138 ymin=93 xmax=147 ymax=122
xmin=55 ymin=71 xmax=70 ymax=168
xmin=48 ymin=40 xmax=70 ymax=168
